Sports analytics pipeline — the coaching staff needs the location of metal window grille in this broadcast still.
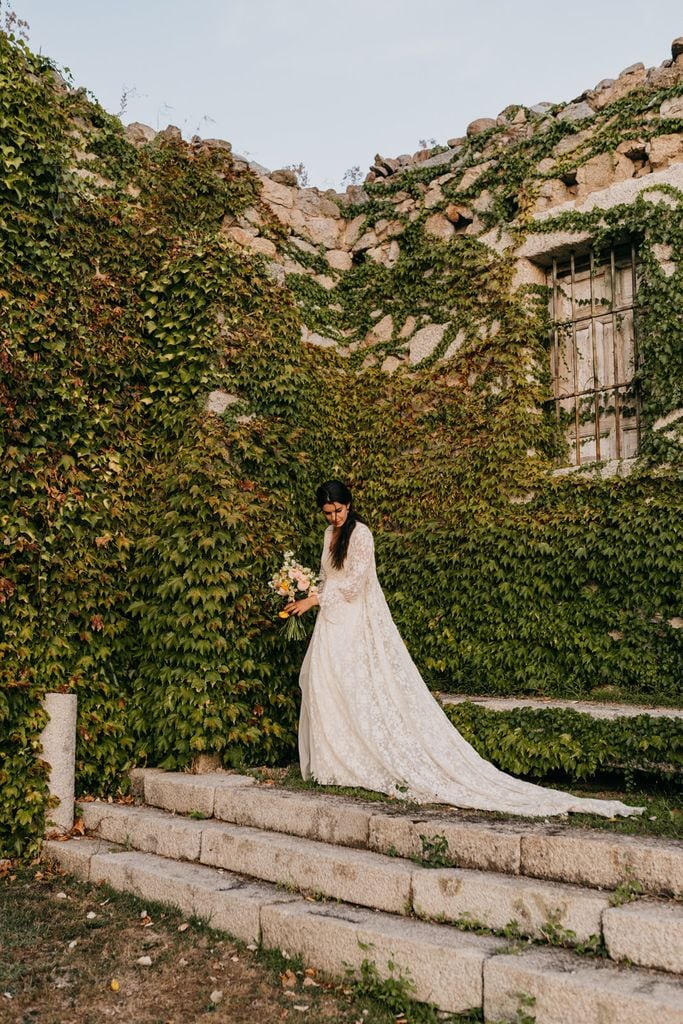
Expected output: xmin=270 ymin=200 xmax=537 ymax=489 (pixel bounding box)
xmin=548 ymin=242 xmax=641 ymax=466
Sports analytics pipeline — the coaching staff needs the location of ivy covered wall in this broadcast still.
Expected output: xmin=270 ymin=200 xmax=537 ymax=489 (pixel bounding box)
xmin=1 ymin=32 xmax=681 ymax=857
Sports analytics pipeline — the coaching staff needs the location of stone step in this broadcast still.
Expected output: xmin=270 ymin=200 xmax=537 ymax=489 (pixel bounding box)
xmin=130 ymin=768 xmax=683 ymax=897
xmin=45 ymin=836 xmax=683 ymax=1023
xmin=77 ymin=801 xmax=683 ymax=974
xmin=438 ymin=693 xmax=683 ymax=720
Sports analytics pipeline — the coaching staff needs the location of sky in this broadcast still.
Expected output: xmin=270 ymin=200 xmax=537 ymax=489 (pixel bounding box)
xmin=12 ymin=0 xmax=683 ymax=190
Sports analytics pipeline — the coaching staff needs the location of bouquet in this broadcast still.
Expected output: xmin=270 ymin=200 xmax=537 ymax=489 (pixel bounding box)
xmin=269 ymin=551 xmax=320 ymax=641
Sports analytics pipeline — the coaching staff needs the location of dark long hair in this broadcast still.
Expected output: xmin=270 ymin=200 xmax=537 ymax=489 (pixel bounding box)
xmin=316 ymin=480 xmax=365 ymax=570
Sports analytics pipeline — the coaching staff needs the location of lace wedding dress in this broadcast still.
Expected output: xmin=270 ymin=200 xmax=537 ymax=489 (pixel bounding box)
xmin=299 ymin=523 xmax=643 ymax=818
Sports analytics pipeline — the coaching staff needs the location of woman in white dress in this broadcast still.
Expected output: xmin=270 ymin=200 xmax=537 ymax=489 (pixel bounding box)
xmin=285 ymin=481 xmax=643 ymax=818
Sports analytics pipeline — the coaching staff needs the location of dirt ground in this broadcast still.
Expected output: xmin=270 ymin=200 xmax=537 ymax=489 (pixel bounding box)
xmin=0 ymin=862 xmax=465 ymax=1024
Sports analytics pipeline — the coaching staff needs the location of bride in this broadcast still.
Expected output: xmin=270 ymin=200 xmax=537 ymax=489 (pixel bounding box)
xmin=285 ymin=480 xmax=643 ymax=818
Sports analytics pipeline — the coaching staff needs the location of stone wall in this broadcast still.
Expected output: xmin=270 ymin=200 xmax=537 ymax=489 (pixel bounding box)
xmin=126 ymin=36 xmax=683 ymax=371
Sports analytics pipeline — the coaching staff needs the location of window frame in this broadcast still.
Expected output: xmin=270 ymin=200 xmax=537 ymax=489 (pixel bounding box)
xmin=547 ymin=241 xmax=642 ymax=467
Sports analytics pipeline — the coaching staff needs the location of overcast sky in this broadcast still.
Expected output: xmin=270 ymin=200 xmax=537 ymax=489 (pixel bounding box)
xmin=14 ymin=1 xmax=683 ymax=189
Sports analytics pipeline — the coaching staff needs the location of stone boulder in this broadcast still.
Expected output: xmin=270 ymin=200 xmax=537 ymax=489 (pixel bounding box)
xmin=367 ymin=240 xmax=400 ymax=268
xmin=424 ymin=213 xmax=455 ymax=241
xmin=534 ymin=179 xmax=572 ymax=212
xmin=529 ymin=102 xmax=553 ymax=117
xmin=660 ymin=96 xmax=683 ymax=119
xmin=326 ymin=250 xmax=352 ymax=271
xmin=408 ymin=323 xmax=450 ymax=364
xmin=206 ymin=390 xmax=240 ymax=415
xmin=125 ymin=122 xmax=156 ymax=146
xmin=381 ymin=355 xmax=403 ymax=374
xmin=445 ymin=203 xmax=473 ymax=225
xmin=673 ymin=37 xmax=683 ymax=60
xmin=589 ymin=64 xmax=647 ymax=110
xmin=647 ymin=134 xmax=683 ymax=170
xmin=575 ymin=152 xmax=633 ymax=195
xmin=260 ymin=177 xmax=296 ymax=210
xmin=270 ymin=168 xmax=298 ymax=186
xmin=467 ymin=117 xmax=496 ymax=137
xmin=556 ymin=101 xmax=595 ymax=123
xmin=155 ymin=125 xmax=183 ymax=143
xmin=301 ymin=326 xmax=338 ymax=349
xmin=459 ymin=160 xmax=495 ymax=191
xmin=365 ymin=314 xmax=394 ymax=346
xmin=195 ymin=137 xmax=232 ymax=153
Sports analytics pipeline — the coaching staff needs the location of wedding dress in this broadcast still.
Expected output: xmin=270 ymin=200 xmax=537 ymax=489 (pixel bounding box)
xmin=299 ymin=522 xmax=643 ymax=818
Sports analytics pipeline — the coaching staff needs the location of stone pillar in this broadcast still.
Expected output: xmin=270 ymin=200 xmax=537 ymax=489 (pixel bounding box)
xmin=39 ymin=692 xmax=77 ymax=833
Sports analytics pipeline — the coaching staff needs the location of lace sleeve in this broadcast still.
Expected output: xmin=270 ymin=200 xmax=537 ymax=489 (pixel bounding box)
xmin=319 ymin=525 xmax=374 ymax=609
xmin=316 ymin=546 xmax=327 ymax=599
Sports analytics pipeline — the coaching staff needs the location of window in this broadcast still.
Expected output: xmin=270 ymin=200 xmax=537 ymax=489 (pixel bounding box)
xmin=548 ymin=243 xmax=641 ymax=466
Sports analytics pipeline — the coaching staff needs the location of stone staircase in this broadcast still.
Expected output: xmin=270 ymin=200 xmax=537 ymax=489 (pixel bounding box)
xmin=45 ymin=769 xmax=683 ymax=1022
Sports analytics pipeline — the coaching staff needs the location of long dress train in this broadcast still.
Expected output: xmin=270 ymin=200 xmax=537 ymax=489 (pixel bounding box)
xmin=298 ymin=522 xmax=643 ymax=818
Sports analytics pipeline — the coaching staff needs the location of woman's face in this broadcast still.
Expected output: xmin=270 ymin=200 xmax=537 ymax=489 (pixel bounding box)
xmin=321 ymin=502 xmax=350 ymax=528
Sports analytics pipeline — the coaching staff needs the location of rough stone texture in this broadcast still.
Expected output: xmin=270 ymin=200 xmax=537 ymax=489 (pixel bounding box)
xmin=553 ymin=128 xmax=593 ymax=157
xmin=125 ymin=122 xmax=156 ymax=146
xmin=533 ymin=163 xmax=683 ymax=221
xmin=81 ymin=803 xmax=205 ymax=862
xmin=673 ymin=37 xmax=683 ymax=60
xmin=423 ymin=213 xmax=454 ymax=241
xmin=129 ymin=767 xmax=162 ymax=799
xmin=575 ymin=151 xmax=634 ymax=194
xmin=445 ymin=202 xmax=473 ymax=224
xmin=530 ymin=102 xmax=553 ymax=117
xmin=302 ymin=216 xmax=342 ymax=248
xmin=205 ymin=390 xmax=240 ymax=415
xmin=325 ymin=249 xmax=352 ymax=271
xmin=224 ymin=225 xmax=277 ymax=256
xmin=520 ymin=830 xmax=683 ymax=896
xmin=367 ymin=240 xmax=400 ymax=268
xmin=381 ymin=355 xmax=403 ymax=374
xmin=604 ymin=901 xmax=683 ymax=974
xmin=201 ymin=823 xmax=414 ymax=913
xmin=442 ymin=328 xmax=467 ymax=361
xmin=590 ymin=65 xmax=648 ymax=110
xmin=301 ymin=326 xmax=339 ymax=348
xmin=398 ymin=315 xmax=417 ymax=339
xmin=259 ymin=176 xmax=295 ymax=209
xmin=459 ymin=159 xmax=494 ymax=190
xmin=143 ymin=771 xmax=254 ymax=817
xmin=648 ymin=133 xmax=683 ymax=170
xmin=87 ymin=848 xmax=293 ymax=943
xmin=364 ymin=313 xmax=393 ymax=345
xmin=368 ymin=814 xmax=522 ymax=874
xmin=484 ymin=947 xmax=683 ymax=1024
xmin=261 ymin=901 xmax=504 ymax=1014
xmin=408 ymin=323 xmax=449 ymax=363
xmin=270 ymin=168 xmax=298 ymax=186
xmin=424 ymin=185 xmax=444 ymax=210
xmin=44 ymin=837 xmax=105 ymax=880
xmin=467 ymin=117 xmax=496 ymax=137
xmin=556 ymin=101 xmax=596 ymax=123
xmin=412 ymin=866 xmax=608 ymax=942
xmin=413 ymin=149 xmax=455 ymax=170
xmin=517 ymin=227 xmax=593 ymax=261
xmin=39 ymin=692 xmax=78 ymax=832
xmin=660 ymin=96 xmax=683 ymax=119
xmin=213 ymin=786 xmax=371 ymax=847
xmin=535 ymin=178 xmax=572 ymax=211
xmin=351 ymin=228 xmax=378 ymax=253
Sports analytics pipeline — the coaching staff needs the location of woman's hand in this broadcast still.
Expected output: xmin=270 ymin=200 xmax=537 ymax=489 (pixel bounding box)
xmin=284 ymin=593 xmax=319 ymax=617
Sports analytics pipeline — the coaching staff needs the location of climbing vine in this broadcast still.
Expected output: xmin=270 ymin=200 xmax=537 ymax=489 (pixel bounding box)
xmin=1 ymin=31 xmax=681 ymax=858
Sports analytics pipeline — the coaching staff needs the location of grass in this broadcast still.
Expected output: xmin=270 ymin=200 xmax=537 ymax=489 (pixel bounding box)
xmin=245 ymin=765 xmax=682 ymax=840
xmin=0 ymin=863 xmax=480 ymax=1024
